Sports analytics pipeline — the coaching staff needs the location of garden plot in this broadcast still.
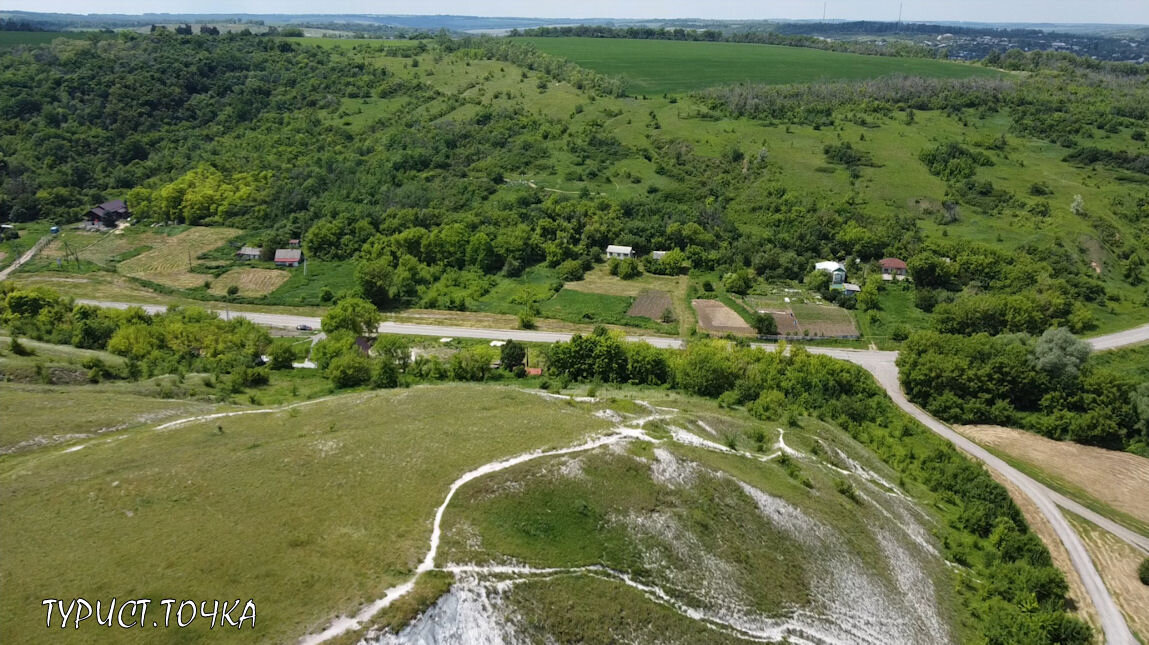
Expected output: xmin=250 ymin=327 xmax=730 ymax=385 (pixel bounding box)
xmin=692 ymin=299 xmax=753 ymax=335
xmin=627 ymin=290 xmax=674 ymax=321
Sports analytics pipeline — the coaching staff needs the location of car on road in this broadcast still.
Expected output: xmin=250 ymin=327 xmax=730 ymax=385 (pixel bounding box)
xmin=296 ymin=324 xmax=313 ymax=331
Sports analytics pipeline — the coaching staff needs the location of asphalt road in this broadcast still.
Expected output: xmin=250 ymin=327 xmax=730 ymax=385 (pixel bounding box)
xmin=80 ymin=298 xmax=1146 ymax=643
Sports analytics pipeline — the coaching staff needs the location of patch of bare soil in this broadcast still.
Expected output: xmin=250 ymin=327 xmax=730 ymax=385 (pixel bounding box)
xmin=988 ymin=472 xmax=1100 ymax=636
xmin=1066 ymin=513 xmax=1149 ymax=640
xmin=691 ymin=299 xmax=753 ymax=336
xmin=955 ymin=425 xmax=1149 ymax=527
xmin=627 ymin=290 xmax=673 ymax=320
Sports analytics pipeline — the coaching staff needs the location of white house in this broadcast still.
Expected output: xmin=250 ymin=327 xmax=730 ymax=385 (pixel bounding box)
xmin=606 ymin=245 xmax=635 ymax=260
xmin=815 ymin=260 xmax=847 ymax=285
xmin=651 ymin=250 xmax=668 ymax=261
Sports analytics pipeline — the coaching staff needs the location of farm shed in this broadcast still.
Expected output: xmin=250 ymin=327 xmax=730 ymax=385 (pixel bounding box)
xmin=236 ymin=246 xmax=261 ymax=261
xmin=879 ymin=257 xmax=909 ymax=281
xmin=606 ymin=245 xmax=635 ymax=259
xmin=651 ymin=250 xmax=668 ymax=260
xmin=274 ymin=249 xmax=302 ymax=267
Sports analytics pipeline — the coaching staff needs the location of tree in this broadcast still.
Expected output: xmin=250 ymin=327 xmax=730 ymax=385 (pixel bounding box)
xmin=753 ymin=313 xmax=778 ymax=336
xmin=373 ymin=335 xmax=411 ymax=371
xmin=500 ymin=339 xmax=526 ymax=370
xmin=327 ymin=352 xmax=371 ymax=388
xmin=1139 ymin=558 xmax=1149 ymax=586
xmin=804 ymin=269 xmax=831 ymax=293
xmin=268 ymin=343 xmax=295 ymax=370
xmin=321 ymin=297 xmax=381 ymax=336
xmin=616 ymin=258 xmax=642 ymax=279
xmin=557 ymin=259 xmax=584 ymax=282
xmin=723 ymin=269 xmax=754 ymax=295
xmin=1033 ymin=327 xmax=1090 ymax=382
xmin=857 ymin=276 xmax=881 ymax=312
xmin=356 ymin=259 xmax=395 ymax=309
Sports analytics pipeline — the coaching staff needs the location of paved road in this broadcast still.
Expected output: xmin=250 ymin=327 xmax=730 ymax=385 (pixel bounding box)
xmin=79 ymin=298 xmax=1146 ymax=643
xmin=0 ymin=235 xmax=50 ymax=281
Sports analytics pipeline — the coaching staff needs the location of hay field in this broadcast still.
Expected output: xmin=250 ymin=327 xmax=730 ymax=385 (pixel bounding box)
xmin=1066 ymin=514 xmax=1149 ymax=640
xmin=955 ymin=424 xmax=1149 ymax=532
xmin=118 ymin=227 xmax=240 ymax=288
xmin=209 ymin=267 xmax=291 ymax=297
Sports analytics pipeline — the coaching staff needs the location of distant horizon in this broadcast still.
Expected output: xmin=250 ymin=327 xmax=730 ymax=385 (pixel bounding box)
xmin=4 ymin=1 xmax=1149 ymax=27
xmin=4 ymin=10 xmax=1149 ymax=27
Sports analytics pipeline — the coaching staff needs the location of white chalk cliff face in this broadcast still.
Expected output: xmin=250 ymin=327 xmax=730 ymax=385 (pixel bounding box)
xmin=353 ymin=403 xmax=956 ymax=645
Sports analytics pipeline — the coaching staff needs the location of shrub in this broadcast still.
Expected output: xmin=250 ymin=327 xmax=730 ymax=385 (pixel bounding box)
xmin=327 ymin=352 xmax=372 ymax=388
xmin=8 ymin=337 xmax=33 ymax=356
xmin=1139 ymin=558 xmax=1149 ymax=586
xmin=557 ymin=259 xmax=585 ymax=282
xmin=372 ymin=359 xmax=400 ymax=388
xmin=616 ymin=258 xmax=642 ymax=280
xmin=268 ymin=343 xmax=296 ymax=370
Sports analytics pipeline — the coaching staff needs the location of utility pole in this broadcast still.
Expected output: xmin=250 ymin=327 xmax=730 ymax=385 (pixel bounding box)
xmin=823 ymin=2 xmax=827 ymax=22
xmin=898 ymin=2 xmax=903 ymax=25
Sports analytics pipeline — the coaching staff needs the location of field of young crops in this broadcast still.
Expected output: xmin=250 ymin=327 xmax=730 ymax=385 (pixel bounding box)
xmin=519 ymin=37 xmax=1004 ymax=93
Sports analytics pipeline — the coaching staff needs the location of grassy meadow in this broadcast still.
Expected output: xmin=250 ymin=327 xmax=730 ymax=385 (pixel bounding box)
xmin=0 ymin=385 xmax=612 ymax=643
xmin=520 ymin=37 xmax=1005 ymax=94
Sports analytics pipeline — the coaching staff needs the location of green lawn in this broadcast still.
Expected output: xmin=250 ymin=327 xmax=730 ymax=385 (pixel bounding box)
xmin=0 ymin=385 xmax=612 ymax=643
xmin=520 ymin=37 xmax=1004 ymax=94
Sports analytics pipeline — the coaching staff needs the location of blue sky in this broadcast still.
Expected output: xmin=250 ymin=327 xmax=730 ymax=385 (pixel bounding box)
xmin=8 ymin=1 xmax=1149 ymax=25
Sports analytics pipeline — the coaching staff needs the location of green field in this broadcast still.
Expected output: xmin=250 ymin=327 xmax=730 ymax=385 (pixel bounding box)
xmin=520 ymin=37 xmax=1005 ymax=93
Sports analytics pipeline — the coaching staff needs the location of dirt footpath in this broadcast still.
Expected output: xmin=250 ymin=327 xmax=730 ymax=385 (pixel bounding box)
xmin=692 ymin=299 xmax=754 ymax=336
xmin=956 ymin=425 xmax=1149 ymax=527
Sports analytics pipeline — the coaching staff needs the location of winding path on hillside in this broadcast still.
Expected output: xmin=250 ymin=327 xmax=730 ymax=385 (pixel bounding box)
xmin=0 ymin=235 xmax=50 ymax=281
xmin=77 ymin=299 xmax=1148 ymax=644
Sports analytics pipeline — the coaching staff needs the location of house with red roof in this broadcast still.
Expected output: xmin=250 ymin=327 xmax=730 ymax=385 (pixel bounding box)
xmin=879 ymin=258 xmax=908 ymax=281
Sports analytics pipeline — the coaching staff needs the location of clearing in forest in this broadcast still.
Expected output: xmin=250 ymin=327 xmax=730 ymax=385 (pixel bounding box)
xmin=626 ymin=290 xmax=673 ymax=321
xmin=520 ymin=37 xmax=1004 ymax=94
xmin=209 ymin=267 xmax=291 ymax=297
xmin=118 ymin=227 xmax=241 ymax=288
xmin=692 ymin=299 xmax=754 ymax=335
